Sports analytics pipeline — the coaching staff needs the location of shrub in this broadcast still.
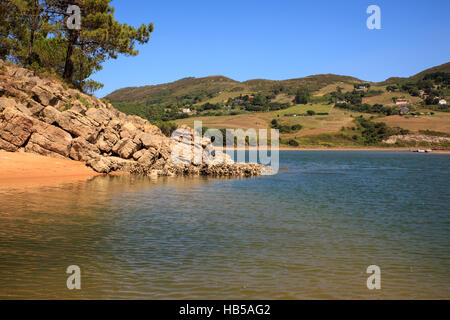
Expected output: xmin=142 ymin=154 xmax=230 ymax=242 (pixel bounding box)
xmin=153 ymin=121 xmax=178 ymax=137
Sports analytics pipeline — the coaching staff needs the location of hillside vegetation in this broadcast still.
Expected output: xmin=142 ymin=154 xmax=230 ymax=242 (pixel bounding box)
xmin=105 ymin=62 xmax=450 ymax=149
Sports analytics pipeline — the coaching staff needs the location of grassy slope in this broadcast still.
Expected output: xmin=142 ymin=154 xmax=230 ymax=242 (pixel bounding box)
xmin=105 ymin=74 xmax=363 ymax=104
xmin=107 ymin=62 xmax=450 ymax=147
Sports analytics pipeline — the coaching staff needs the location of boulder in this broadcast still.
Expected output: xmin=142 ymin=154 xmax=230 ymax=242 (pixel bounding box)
xmin=0 ymin=137 xmax=18 ymax=152
xmin=25 ymin=120 xmax=72 ymax=157
xmin=24 ymin=142 xmax=66 ymax=159
xmin=86 ymin=156 xmax=112 ymax=173
xmin=41 ymin=105 xmax=61 ymax=124
xmin=14 ymin=103 xmax=32 ymax=117
xmin=87 ymin=156 xmax=136 ymax=173
xmin=31 ymin=86 xmax=56 ymax=106
xmin=138 ymin=133 xmax=163 ymax=150
xmin=132 ymin=149 xmax=147 ymax=161
xmin=119 ymin=121 xmax=138 ymax=139
xmin=112 ymin=138 xmax=139 ymax=159
xmin=0 ymin=107 xmax=33 ymax=147
xmin=68 ymin=101 xmax=87 ymax=115
xmin=137 ymin=148 xmax=159 ymax=164
xmin=27 ymin=99 xmax=45 ymax=116
xmin=85 ymin=107 xmax=112 ymax=124
xmin=42 ymin=106 xmax=100 ymax=142
xmin=9 ymin=67 xmax=33 ymax=79
xmin=69 ymin=137 xmax=101 ymax=162
xmin=96 ymin=127 xmax=120 ymax=152
xmin=0 ymin=97 xmax=18 ymax=113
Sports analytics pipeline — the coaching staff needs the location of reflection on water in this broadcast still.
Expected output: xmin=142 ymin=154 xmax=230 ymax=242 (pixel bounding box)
xmin=0 ymin=151 xmax=449 ymax=299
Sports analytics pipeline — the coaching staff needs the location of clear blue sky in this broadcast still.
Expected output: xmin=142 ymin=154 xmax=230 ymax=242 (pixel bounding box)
xmin=92 ymin=0 xmax=450 ymax=97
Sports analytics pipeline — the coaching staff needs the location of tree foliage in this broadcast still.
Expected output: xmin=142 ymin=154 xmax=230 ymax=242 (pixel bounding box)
xmin=0 ymin=0 xmax=154 ymax=92
xmin=293 ymin=87 xmax=310 ymax=104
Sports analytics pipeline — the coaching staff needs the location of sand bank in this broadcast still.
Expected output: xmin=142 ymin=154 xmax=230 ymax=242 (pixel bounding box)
xmin=0 ymin=151 xmax=102 ymax=188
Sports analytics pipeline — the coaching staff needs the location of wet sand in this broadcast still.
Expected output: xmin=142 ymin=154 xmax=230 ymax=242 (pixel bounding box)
xmin=0 ymin=151 xmax=101 ymax=188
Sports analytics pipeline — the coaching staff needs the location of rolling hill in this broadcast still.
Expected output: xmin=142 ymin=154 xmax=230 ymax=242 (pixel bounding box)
xmin=104 ymin=74 xmax=364 ymax=105
xmin=103 ymin=62 xmax=450 ymax=149
xmin=104 ymin=62 xmax=450 ymax=105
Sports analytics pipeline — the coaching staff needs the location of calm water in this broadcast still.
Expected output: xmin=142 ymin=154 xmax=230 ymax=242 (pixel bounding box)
xmin=0 ymin=151 xmax=449 ymax=299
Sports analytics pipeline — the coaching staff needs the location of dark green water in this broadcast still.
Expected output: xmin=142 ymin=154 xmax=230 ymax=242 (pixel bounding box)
xmin=0 ymin=151 xmax=449 ymax=299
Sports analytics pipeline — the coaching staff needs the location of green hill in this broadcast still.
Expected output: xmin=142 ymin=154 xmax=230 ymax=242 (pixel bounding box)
xmin=105 ymin=63 xmax=450 ymax=107
xmin=379 ymin=62 xmax=450 ymax=85
xmin=105 ymin=74 xmax=363 ymax=105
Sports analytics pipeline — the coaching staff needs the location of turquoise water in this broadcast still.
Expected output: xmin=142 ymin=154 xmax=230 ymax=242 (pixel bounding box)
xmin=0 ymin=151 xmax=449 ymax=299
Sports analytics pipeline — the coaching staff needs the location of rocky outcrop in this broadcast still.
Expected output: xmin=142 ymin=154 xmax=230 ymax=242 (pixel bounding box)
xmin=0 ymin=60 xmax=264 ymax=177
xmin=383 ymin=134 xmax=450 ymax=145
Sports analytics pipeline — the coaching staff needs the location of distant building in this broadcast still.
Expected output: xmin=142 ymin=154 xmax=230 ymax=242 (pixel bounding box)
xmin=182 ymin=108 xmax=191 ymax=113
xmin=395 ymin=98 xmax=409 ymax=106
xmin=399 ymin=107 xmax=409 ymax=115
xmin=419 ymin=90 xmax=425 ymax=97
xmin=355 ymin=84 xmax=369 ymax=91
xmin=439 ymin=99 xmax=448 ymax=106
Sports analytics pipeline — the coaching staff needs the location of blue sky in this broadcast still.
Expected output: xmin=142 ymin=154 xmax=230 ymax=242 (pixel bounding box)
xmin=92 ymin=0 xmax=450 ymax=97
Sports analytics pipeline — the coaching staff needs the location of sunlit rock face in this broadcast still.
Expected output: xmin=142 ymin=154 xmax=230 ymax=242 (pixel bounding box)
xmin=0 ymin=60 xmax=264 ymax=177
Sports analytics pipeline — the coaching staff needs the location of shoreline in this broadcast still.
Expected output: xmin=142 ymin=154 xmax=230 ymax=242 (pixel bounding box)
xmin=222 ymin=147 xmax=450 ymax=154
xmin=0 ymin=151 xmax=102 ymax=188
xmin=1 ymin=146 xmax=449 ymax=188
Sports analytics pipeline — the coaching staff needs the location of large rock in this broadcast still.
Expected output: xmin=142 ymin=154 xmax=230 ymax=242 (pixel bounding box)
xmin=112 ymin=138 xmax=139 ymax=159
xmin=85 ymin=107 xmax=113 ymax=124
xmin=0 ymin=107 xmax=33 ymax=147
xmin=25 ymin=120 xmax=72 ymax=157
xmin=0 ymin=97 xmax=17 ymax=113
xmin=27 ymin=99 xmax=46 ymax=116
xmin=9 ymin=67 xmax=34 ymax=79
xmin=87 ymin=156 xmax=136 ymax=173
xmin=119 ymin=121 xmax=138 ymax=139
xmin=69 ymin=137 xmax=100 ymax=162
xmin=0 ymin=137 xmax=18 ymax=152
xmin=96 ymin=127 xmax=120 ymax=152
xmin=31 ymin=86 xmax=56 ymax=106
xmin=137 ymin=148 xmax=159 ymax=164
xmin=24 ymin=142 xmax=66 ymax=159
xmin=42 ymin=106 xmax=100 ymax=142
xmin=137 ymin=133 xmax=163 ymax=150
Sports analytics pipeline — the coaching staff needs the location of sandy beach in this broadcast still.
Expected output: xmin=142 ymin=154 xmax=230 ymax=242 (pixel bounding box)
xmin=0 ymin=151 xmax=101 ymax=188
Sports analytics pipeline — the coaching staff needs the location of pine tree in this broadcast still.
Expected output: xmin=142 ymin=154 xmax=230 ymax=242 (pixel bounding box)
xmin=0 ymin=0 xmax=154 ymax=92
xmin=44 ymin=0 xmax=154 ymax=86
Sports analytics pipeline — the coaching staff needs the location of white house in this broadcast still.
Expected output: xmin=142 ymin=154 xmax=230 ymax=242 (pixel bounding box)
xmin=438 ymin=99 xmax=448 ymax=106
xmin=182 ymin=108 xmax=192 ymax=113
xmin=395 ymin=98 xmax=409 ymax=106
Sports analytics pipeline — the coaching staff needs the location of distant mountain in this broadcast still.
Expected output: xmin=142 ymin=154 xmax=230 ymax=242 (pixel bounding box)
xmin=104 ymin=74 xmax=363 ymax=104
xmin=409 ymin=62 xmax=450 ymax=80
xmin=380 ymin=62 xmax=450 ymax=85
xmin=105 ymin=62 xmax=449 ymax=105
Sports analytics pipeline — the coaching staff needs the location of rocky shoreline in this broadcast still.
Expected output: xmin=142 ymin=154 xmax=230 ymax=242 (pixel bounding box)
xmin=0 ymin=61 xmax=264 ymax=177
